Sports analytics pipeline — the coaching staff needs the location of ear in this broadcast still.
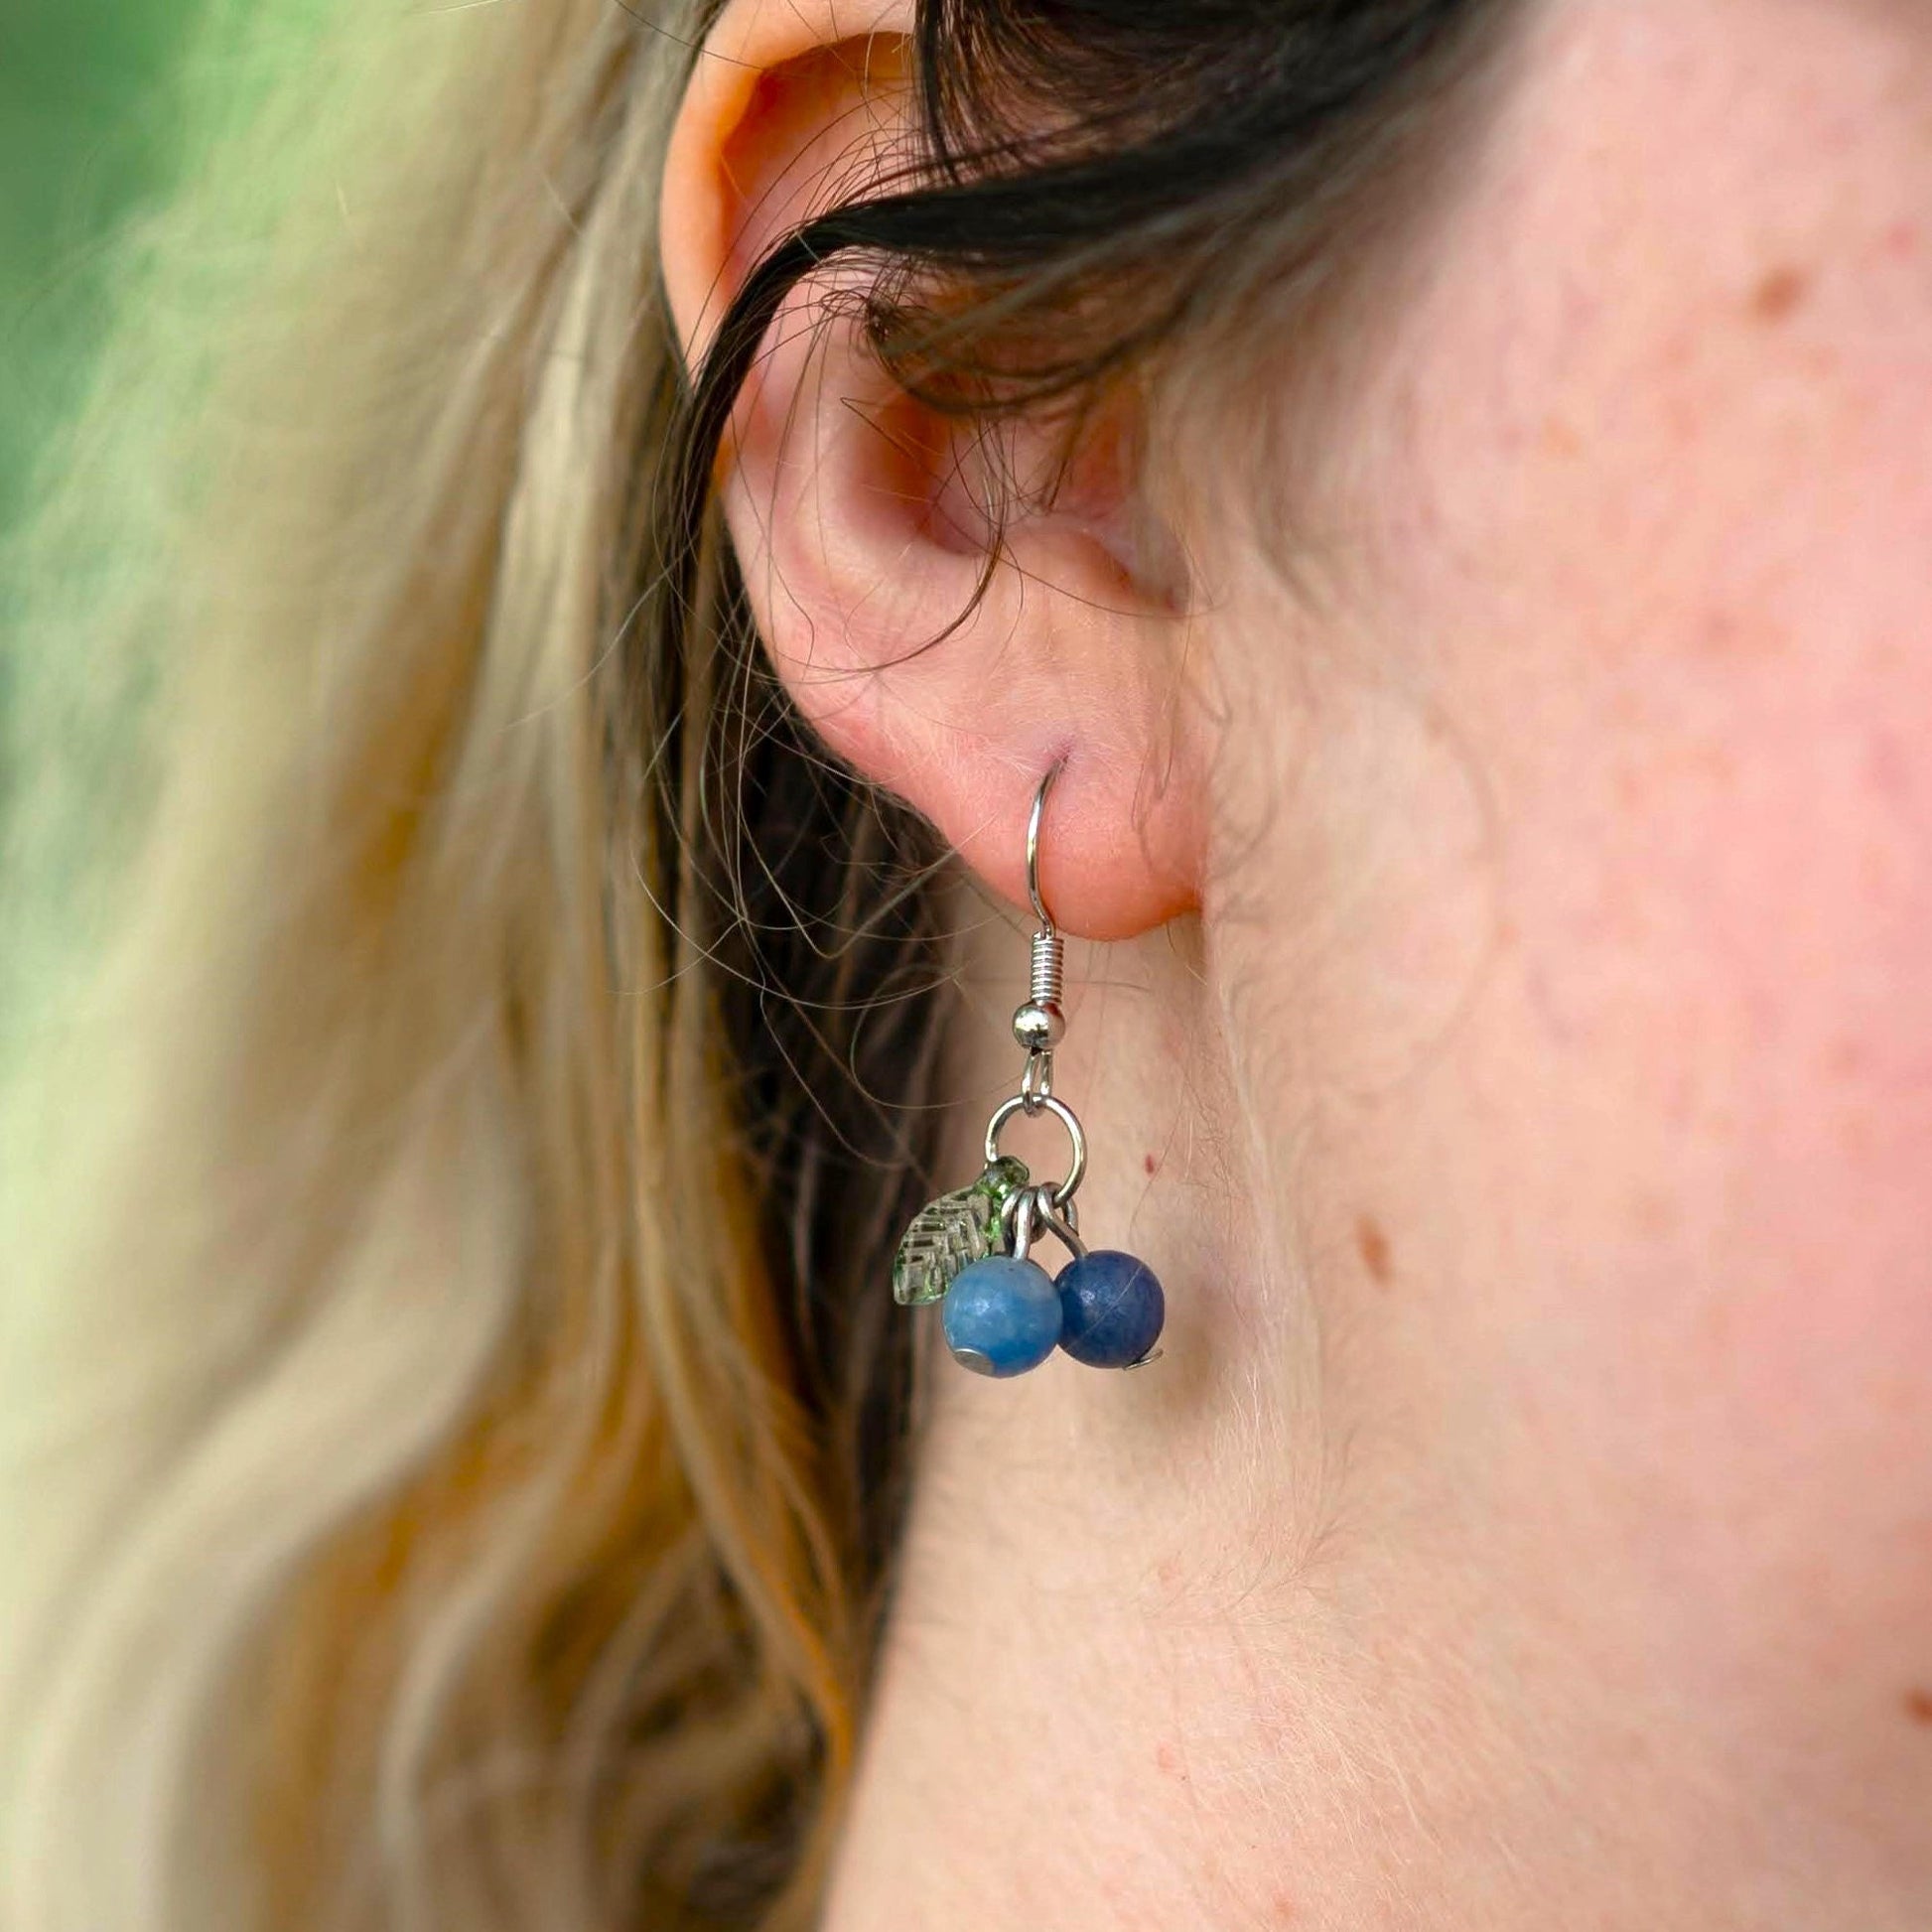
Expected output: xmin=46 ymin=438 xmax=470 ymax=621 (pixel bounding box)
xmin=659 ymin=0 xmax=1204 ymax=938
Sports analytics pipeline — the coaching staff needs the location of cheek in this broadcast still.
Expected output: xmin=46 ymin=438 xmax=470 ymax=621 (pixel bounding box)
xmin=1381 ymin=0 xmax=1932 ymax=1329
xmin=1347 ymin=0 xmax=1932 ymax=1686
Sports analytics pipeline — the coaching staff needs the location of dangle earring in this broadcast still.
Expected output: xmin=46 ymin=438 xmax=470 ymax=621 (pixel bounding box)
xmin=892 ymin=763 xmax=1167 ymax=1378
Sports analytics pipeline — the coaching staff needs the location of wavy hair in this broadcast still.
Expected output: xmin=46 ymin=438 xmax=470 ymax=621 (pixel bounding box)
xmin=0 ymin=1 xmax=1514 ymax=1926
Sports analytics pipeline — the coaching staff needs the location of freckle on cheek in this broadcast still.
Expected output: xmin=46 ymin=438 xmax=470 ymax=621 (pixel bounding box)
xmin=1540 ymin=414 xmax=1583 ymax=458
xmin=1693 ymin=607 xmax=1779 ymax=665
xmin=1826 ymin=1036 xmax=1868 ymax=1081
xmin=1904 ymin=1688 xmax=1932 ymax=1728
xmin=1630 ymin=1190 xmax=1678 ymax=1239
xmin=1355 ymin=1214 xmax=1395 ymax=1288
xmin=1750 ymin=264 xmax=1811 ymax=324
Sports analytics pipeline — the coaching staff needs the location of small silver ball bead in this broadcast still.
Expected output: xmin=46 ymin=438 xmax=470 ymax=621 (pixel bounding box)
xmin=1012 ymin=1001 xmax=1065 ymax=1052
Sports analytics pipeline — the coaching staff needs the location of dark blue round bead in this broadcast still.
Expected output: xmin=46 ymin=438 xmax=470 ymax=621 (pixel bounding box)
xmin=1055 ymin=1250 xmax=1165 ymax=1369
xmin=942 ymin=1257 xmax=1063 ymax=1378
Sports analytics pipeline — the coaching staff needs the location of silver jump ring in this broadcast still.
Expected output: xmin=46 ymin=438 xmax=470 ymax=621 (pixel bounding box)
xmin=1020 ymin=1047 xmax=1054 ymax=1109
xmin=985 ymin=1091 xmax=1086 ymax=1207
xmin=1037 ymin=1192 xmax=1087 ymax=1262
xmin=1001 ymin=1183 xmax=1085 ymax=1267
xmin=1002 ymin=1183 xmax=1046 ymax=1263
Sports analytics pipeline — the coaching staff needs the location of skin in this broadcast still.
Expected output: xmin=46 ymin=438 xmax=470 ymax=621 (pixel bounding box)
xmin=662 ymin=0 xmax=1932 ymax=1923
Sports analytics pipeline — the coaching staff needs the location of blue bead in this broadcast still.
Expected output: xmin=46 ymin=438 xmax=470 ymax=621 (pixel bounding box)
xmin=942 ymin=1257 xmax=1062 ymax=1378
xmin=1055 ymin=1250 xmax=1166 ymax=1369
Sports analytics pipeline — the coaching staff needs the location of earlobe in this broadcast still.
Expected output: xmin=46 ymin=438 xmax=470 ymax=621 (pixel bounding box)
xmin=658 ymin=0 xmax=1206 ymax=939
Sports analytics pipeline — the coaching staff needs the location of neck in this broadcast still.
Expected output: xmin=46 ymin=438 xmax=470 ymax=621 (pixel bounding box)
xmin=821 ymin=893 xmax=1916 ymax=1931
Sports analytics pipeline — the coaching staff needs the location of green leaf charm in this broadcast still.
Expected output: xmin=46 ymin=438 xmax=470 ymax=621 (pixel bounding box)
xmin=892 ymin=1156 xmax=1031 ymax=1307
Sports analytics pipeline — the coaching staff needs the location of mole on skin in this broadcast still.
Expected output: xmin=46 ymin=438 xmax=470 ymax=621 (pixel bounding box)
xmin=1750 ymin=263 xmax=1810 ymax=324
xmin=1355 ymin=1214 xmax=1394 ymax=1288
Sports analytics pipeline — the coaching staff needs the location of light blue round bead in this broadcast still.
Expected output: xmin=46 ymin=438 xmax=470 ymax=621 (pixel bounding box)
xmin=942 ymin=1256 xmax=1062 ymax=1378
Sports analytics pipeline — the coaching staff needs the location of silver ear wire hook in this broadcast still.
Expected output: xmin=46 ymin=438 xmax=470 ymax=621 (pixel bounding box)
xmin=1014 ymin=761 xmax=1068 ymax=1109
xmin=1026 ymin=758 xmax=1060 ymax=932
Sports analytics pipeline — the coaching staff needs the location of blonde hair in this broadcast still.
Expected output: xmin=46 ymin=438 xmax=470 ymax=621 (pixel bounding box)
xmin=0 ymin=3 xmax=943 ymax=1925
xmin=0 ymin=0 xmax=1528 ymax=1920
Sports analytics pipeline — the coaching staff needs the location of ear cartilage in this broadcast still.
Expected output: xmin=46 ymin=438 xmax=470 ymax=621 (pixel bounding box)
xmin=891 ymin=761 xmax=1167 ymax=1377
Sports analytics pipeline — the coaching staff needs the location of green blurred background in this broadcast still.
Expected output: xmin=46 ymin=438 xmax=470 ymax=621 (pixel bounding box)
xmin=0 ymin=0 xmax=183 ymax=533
